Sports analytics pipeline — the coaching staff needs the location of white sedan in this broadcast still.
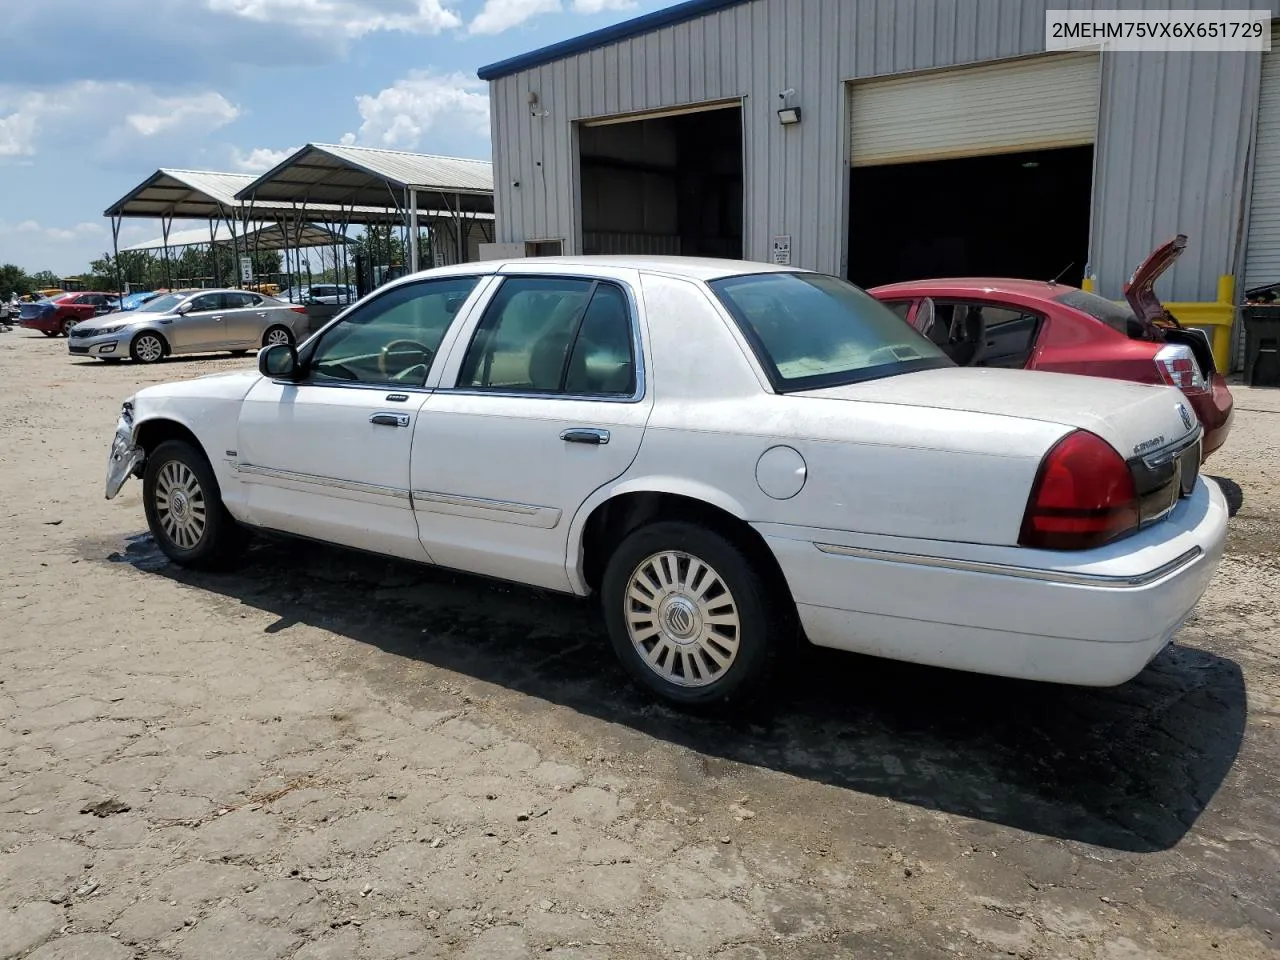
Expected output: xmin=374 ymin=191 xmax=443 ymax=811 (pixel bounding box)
xmin=103 ymin=257 xmax=1227 ymax=707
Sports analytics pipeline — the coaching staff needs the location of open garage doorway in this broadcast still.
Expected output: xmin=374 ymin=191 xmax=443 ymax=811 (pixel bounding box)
xmin=847 ymin=145 xmax=1093 ymax=289
xmin=578 ymin=103 xmax=742 ymax=258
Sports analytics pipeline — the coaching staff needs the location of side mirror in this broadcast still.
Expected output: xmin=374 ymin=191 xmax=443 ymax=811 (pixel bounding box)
xmin=259 ymin=342 xmax=301 ymax=380
xmin=176 ymin=301 xmax=193 ymax=315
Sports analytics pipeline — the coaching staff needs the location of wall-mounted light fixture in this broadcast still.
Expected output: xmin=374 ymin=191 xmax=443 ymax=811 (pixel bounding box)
xmin=527 ymin=91 xmax=548 ymax=118
xmin=777 ymin=87 xmax=800 ymax=126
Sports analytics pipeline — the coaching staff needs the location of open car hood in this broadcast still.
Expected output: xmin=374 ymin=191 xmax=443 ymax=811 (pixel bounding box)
xmin=1123 ymin=234 xmax=1186 ymax=332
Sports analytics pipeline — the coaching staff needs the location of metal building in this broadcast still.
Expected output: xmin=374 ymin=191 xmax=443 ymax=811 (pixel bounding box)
xmin=480 ymin=0 xmax=1280 ymax=370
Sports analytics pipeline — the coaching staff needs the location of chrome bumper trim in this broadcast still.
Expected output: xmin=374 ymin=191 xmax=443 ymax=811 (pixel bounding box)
xmin=812 ymin=542 xmax=1204 ymax=589
xmin=234 ymin=462 xmax=411 ymax=501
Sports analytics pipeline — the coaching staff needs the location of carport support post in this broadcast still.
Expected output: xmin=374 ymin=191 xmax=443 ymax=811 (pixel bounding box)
xmin=408 ymin=188 xmax=419 ymax=273
xmin=110 ymin=215 xmax=124 ymax=300
xmin=161 ymin=215 xmax=173 ymax=291
xmin=456 ymin=193 xmax=464 ymax=263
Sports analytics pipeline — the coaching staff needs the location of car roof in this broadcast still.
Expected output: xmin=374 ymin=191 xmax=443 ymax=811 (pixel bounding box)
xmin=420 ymin=255 xmax=807 ymax=283
xmin=868 ymin=278 xmax=1077 ymax=300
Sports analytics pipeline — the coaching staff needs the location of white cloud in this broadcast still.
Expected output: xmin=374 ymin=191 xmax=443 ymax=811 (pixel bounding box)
xmin=469 ymin=0 xmax=560 ymax=34
xmin=468 ymin=0 xmax=633 ymax=33
xmin=8 ymin=220 xmax=105 ymax=243
xmin=229 ymin=144 xmax=299 ymax=172
xmin=569 ymin=0 xmax=634 ymax=14
xmin=126 ymin=92 xmax=239 ymax=137
xmin=206 ymin=0 xmax=461 ymax=38
xmin=0 ymin=82 xmax=240 ymax=161
xmin=350 ymin=71 xmax=489 ymax=149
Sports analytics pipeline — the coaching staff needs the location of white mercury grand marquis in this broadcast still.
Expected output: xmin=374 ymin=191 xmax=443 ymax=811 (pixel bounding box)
xmin=104 ymin=257 xmax=1228 ymax=707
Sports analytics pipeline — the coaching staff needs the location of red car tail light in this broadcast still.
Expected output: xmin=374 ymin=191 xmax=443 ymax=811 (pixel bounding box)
xmin=1019 ymin=430 xmax=1139 ymax=550
xmin=289 ymin=305 xmax=307 ymax=314
xmin=1153 ymin=343 xmax=1205 ymax=392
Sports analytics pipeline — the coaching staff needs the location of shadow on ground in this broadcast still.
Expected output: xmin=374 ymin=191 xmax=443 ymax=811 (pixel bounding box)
xmin=92 ymin=530 xmax=1246 ymax=855
xmin=1208 ymin=475 xmax=1244 ymax=517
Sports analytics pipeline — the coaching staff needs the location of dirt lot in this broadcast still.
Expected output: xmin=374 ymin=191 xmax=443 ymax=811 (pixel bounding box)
xmin=2 ymin=329 xmax=1278 ymax=960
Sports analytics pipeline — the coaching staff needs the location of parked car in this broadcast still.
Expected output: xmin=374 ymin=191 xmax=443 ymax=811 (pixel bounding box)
xmin=868 ymin=236 xmax=1234 ymax=460
xmin=292 ymin=283 xmax=357 ymax=306
xmin=68 ymin=289 xmax=308 ymax=363
xmin=19 ymin=291 xmax=119 ymax=337
xmin=102 ymin=258 xmax=1226 ymax=707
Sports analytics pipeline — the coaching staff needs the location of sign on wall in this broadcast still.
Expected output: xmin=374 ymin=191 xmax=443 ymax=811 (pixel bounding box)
xmin=771 ymin=235 xmax=792 ymax=266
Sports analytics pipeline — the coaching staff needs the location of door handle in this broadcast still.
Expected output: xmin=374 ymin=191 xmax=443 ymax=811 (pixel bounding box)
xmin=561 ymin=427 xmax=610 ymax=445
xmin=212 ymin=315 xmax=224 ymax=321
xmin=370 ymin=412 xmax=410 ymax=427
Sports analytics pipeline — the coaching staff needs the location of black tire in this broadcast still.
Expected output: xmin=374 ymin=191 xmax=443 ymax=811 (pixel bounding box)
xmin=130 ymin=331 xmax=166 ymax=363
xmin=143 ymin=440 xmax=248 ymax=569
xmin=42 ymin=330 xmax=60 ymax=338
xmin=261 ymin=325 xmax=295 ymax=349
xmin=600 ymin=520 xmax=790 ymax=709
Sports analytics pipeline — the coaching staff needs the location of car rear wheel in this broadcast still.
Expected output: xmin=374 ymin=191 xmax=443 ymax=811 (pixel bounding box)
xmin=262 ymin=326 xmax=294 ymax=349
xmin=41 ymin=330 xmax=60 ymax=338
xmin=62 ymin=318 xmax=78 ymax=336
xmin=143 ymin=440 xmax=248 ymax=569
xmin=601 ymin=520 xmax=788 ymax=708
xmin=130 ymin=332 xmax=166 ymax=363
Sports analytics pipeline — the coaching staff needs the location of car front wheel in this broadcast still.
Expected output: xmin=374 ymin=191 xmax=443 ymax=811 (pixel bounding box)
xmin=601 ymin=520 xmax=789 ymax=708
xmin=130 ymin=332 xmax=166 ymax=363
xmin=143 ymin=440 xmax=248 ymax=569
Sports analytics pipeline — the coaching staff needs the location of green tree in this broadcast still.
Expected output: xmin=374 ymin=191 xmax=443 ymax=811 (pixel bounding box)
xmin=0 ymin=264 xmax=33 ymax=299
xmin=30 ymin=270 xmax=60 ymax=288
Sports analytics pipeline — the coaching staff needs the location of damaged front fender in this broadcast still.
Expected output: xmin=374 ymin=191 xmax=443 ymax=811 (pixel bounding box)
xmin=105 ymin=416 xmax=144 ymax=500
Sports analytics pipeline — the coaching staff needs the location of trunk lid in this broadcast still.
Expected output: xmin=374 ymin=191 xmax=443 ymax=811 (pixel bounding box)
xmin=801 ymin=366 xmax=1199 ymax=461
xmin=1123 ymin=233 xmax=1186 ymax=334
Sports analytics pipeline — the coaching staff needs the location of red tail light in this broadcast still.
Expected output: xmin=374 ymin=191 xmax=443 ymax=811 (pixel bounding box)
xmin=290 ymin=305 xmax=307 ymax=314
xmin=1019 ymin=430 xmax=1139 ymax=550
xmin=1153 ymin=343 xmax=1205 ymax=392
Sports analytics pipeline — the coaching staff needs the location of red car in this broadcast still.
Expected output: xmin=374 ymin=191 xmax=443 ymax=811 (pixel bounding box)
xmin=18 ymin=292 xmax=119 ymax=338
xmin=869 ymin=236 xmax=1234 ymax=460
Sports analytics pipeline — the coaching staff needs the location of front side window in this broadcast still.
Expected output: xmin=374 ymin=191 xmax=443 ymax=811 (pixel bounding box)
xmin=458 ymin=277 xmax=636 ymax=396
xmin=307 ymin=275 xmax=480 ymax=387
xmin=188 ymin=293 xmax=224 ymax=313
xmin=709 ymin=272 xmax=950 ymax=392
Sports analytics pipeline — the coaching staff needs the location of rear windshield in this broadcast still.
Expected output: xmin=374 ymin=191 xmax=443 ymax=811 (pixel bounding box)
xmin=709 ymin=272 xmax=951 ymax=391
xmin=1054 ymin=288 xmax=1146 ymax=338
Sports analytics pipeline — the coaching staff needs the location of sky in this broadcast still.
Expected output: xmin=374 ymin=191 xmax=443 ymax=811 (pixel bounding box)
xmin=0 ymin=0 xmax=668 ymax=276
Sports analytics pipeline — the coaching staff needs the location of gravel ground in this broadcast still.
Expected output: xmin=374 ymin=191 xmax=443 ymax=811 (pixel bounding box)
xmin=1 ymin=329 xmax=1278 ymax=960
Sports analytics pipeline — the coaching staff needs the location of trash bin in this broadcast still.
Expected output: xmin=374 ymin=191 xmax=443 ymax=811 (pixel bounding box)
xmin=1242 ymin=302 xmax=1280 ymax=387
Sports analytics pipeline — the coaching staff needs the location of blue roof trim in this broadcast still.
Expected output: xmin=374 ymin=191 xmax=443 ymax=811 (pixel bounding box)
xmin=477 ymin=0 xmax=753 ymax=81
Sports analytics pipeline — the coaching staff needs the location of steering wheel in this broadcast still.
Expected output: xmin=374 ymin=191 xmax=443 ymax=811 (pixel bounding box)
xmin=378 ymin=339 xmax=434 ymax=380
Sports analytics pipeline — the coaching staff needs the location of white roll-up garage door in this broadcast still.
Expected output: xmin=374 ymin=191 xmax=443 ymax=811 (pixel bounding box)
xmin=1245 ymin=23 xmax=1280 ymax=294
xmin=849 ymin=51 xmax=1101 ymax=167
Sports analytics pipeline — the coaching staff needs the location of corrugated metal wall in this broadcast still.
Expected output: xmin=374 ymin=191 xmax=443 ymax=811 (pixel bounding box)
xmin=489 ymin=0 xmax=1279 ymax=304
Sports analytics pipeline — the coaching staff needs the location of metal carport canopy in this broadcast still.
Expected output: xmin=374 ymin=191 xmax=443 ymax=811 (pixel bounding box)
xmin=102 ymin=168 xmax=391 ymax=222
xmin=233 ymin=143 xmax=494 ymax=216
xmin=120 ymin=221 xmax=348 ymax=253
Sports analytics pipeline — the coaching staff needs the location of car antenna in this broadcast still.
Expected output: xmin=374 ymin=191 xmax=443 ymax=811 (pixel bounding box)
xmin=1047 ymin=262 xmax=1074 ymax=286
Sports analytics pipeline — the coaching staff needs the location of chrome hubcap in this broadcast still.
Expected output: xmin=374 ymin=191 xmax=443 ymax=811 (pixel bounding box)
xmin=155 ymin=461 xmax=206 ymax=550
xmin=266 ymin=329 xmax=290 ymax=346
xmin=625 ymin=550 xmax=740 ymax=688
xmin=136 ymin=336 xmax=162 ymax=362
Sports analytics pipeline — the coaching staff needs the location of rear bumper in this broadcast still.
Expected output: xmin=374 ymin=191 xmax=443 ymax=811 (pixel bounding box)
xmin=757 ymin=476 xmax=1228 ymax=686
xmin=20 ymin=317 xmax=58 ymax=333
xmin=1189 ymin=376 xmax=1233 ymax=458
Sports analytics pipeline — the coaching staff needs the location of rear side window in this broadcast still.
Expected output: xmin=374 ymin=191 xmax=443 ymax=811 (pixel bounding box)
xmin=710 ymin=272 xmax=950 ymax=391
xmin=458 ymin=277 xmax=637 ymax=397
xmin=1054 ymin=289 xmax=1145 ymax=338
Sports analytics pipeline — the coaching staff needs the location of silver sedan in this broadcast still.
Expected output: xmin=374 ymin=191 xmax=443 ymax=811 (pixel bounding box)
xmin=67 ymin=289 xmax=311 ymax=364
